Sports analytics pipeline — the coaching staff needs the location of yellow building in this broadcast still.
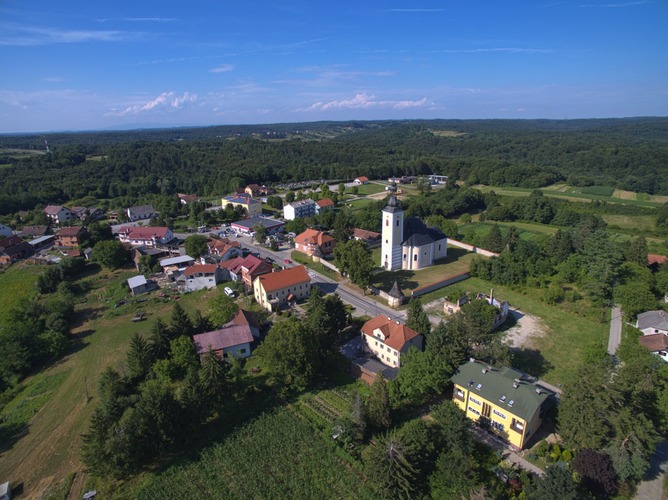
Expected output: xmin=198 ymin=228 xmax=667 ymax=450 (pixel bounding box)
xmin=253 ymin=265 xmax=311 ymax=312
xmin=222 ymin=194 xmax=262 ymax=217
xmin=451 ymin=360 xmax=554 ymax=449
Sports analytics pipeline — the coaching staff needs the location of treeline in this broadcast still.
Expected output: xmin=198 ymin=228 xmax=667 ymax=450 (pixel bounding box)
xmin=1 ymin=118 xmax=668 ymax=214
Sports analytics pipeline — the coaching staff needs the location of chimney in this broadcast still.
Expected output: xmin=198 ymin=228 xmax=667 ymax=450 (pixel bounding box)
xmin=535 ymin=388 xmax=542 ymax=395
xmin=469 ymin=357 xmax=476 ymax=363
xmin=482 ymin=368 xmax=487 ymax=374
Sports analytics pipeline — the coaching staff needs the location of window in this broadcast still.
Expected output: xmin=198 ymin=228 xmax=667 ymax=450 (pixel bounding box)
xmin=240 ymin=348 xmax=247 ymax=354
xmin=385 ymin=218 xmax=389 ymax=226
xmin=455 ymin=389 xmax=465 ymax=402
xmin=511 ymin=418 xmax=524 ymax=433
xmin=493 ymin=409 xmax=506 ymax=419
xmin=469 ymin=396 xmax=481 ymax=406
xmin=385 ymin=239 xmax=388 ymax=244
xmin=438 ymin=244 xmax=441 ymax=250
xmin=491 ymin=421 xmax=505 ymax=432
xmin=396 ymin=219 xmax=399 ymax=227
xmin=468 ymin=406 xmax=480 ymax=416
xmin=403 ymin=254 xmax=407 ymax=261
xmin=413 ymin=254 xmax=417 ymax=261
xmin=387 ymin=347 xmax=391 ymax=353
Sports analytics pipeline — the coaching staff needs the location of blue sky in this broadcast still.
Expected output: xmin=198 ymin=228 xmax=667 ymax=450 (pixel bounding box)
xmin=1 ymin=1 xmax=667 ymax=132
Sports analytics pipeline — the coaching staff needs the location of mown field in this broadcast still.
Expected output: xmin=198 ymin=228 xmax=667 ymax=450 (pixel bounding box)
xmin=475 ymin=183 xmax=665 ymax=208
xmin=0 ymin=262 xmax=41 ymax=323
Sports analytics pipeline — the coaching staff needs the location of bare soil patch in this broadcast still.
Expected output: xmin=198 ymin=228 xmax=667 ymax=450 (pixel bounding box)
xmin=503 ymin=309 xmax=547 ymax=348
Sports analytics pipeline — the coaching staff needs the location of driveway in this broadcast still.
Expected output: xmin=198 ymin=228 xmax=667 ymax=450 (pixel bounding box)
xmin=635 ymin=439 xmax=668 ymax=500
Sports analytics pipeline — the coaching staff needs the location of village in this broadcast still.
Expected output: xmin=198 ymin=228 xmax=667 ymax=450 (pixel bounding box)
xmin=1 ymin=172 xmax=667 ymax=499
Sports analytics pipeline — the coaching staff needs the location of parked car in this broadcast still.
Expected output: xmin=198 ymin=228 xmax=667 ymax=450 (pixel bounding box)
xmin=224 ymin=287 xmax=236 ymax=297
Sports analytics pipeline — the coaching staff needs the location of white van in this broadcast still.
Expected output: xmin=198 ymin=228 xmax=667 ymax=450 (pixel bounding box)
xmin=224 ymin=287 xmax=236 ymax=297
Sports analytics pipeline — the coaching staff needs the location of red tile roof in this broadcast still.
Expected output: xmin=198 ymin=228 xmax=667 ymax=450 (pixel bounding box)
xmin=639 ymin=333 xmax=668 ymax=352
xmin=219 ymin=256 xmax=245 ymax=270
xmin=184 ymin=264 xmax=219 ymax=276
xmin=355 ymin=176 xmax=369 ymax=182
xmin=316 ymin=198 xmax=334 ymax=208
xmin=44 ymin=205 xmax=66 ymax=215
xmin=193 ymin=325 xmax=254 ymax=355
xmin=361 ymin=315 xmax=421 ymax=351
xmin=648 ymin=254 xmax=668 ymax=266
xmin=228 ymin=309 xmax=260 ymax=330
xmin=0 ymin=235 xmax=23 ymax=249
xmin=256 ymin=265 xmax=310 ymax=293
xmin=57 ymin=226 xmax=86 ymax=237
xmin=294 ymin=229 xmax=334 ymax=248
xmin=353 ymin=228 xmax=381 ymax=240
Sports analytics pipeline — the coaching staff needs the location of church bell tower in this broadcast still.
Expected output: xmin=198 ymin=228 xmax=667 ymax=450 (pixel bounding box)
xmin=381 ymin=193 xmax=404 ymax=270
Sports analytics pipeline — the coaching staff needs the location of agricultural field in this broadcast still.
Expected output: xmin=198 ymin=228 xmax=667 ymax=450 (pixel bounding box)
xmin=0 ymin=262 xmax=41 ymax=323
xmin=0 ymin=265 xmax=222 ymax=499
xmin=133 ymin=406 xmax=369 ymax=499
xmin=419 ymin=277 xmax=608 ymax=385
xmin=475 ymin=184 xmax=665 ymax=208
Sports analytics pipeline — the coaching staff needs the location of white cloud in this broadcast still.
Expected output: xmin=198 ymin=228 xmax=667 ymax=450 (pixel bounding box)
xmin=0 ymin=24 xmax=140 ymax=46
xmin=97 ymin=17 xmax=176 ymax=23
xmin=209 ymin=64 xmax=234 ymax=73
xmin=301 ymin=93 xmax=430 ymax=112
xmin=43 ymin=76 xmax=64 ymax=83
xmin=580 ymin=1 xmax=647 ymax=7
xmin=112 ymin=91 xmax=197 ymax=116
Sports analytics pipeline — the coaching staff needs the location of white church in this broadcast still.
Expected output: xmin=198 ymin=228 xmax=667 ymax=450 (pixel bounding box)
xmin=381 ymin=194 xmax=448 ymax=271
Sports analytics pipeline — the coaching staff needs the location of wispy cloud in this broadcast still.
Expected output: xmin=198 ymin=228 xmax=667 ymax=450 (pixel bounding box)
xmin=43 ymin=76 xmax=64 ymax=83
xmin=429 ymin=47 xmax=552 ymax=54
xmin=300 ymin=93 xmax=430 ymax=112
xmin=97 ymin=17 xmax=176 ymax=23
xmin=0 ymin=24 xmax=141 ymax=46
xmin=385 ymin=8 xmax=445 ymax=12
xmin=209 ymin=64 xmax=235 ymax=73
xmin=276 ymin=66 xmax=395 ymax=88
xmin=111 ymin=91 xmax=197 ymax=116
xmin=579 ymin=1 xmax=647 ymax=7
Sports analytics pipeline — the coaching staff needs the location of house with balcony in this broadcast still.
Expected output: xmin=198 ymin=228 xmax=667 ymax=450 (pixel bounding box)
xmin=294 ymin=229 xmax=336 ymax=257
xmin=56 ymin=226 xmax=87 ymax=248
xmin=451 ymin=360 xmax=555 ymax=449
xmin=283 ymin=199 xmax=317 ymax=220
xmin=118 ymin=226 xmax=175 ymax=247
xmin=253 ymin=265 xmax=311 ymax=312
xmin=360 ymin=315 xmax=423 ymax=369
xmin=44 ymin=205 xmax=74 ymax=225
xmin=182 ymin=264 xmax=224 ymax=292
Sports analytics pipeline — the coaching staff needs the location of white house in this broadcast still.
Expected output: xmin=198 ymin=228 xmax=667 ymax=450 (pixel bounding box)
xmin=283 ymin=199 xmax=317 ymax=220
xmin=182 ymin=264 xmax=224 ymax=292
xmin=126 ymin=204 xmax=157 ymax=222
xmin=127 ymin=275 xmax=156 ymax=296
xmin=44 ymin=205 xmax=74 ymax=225
xmin=636 ymin=310 xmax=668 ymax=335
xmin=354 ymin=176 xmax=369 ymax=185
xmin=118 ymin=226 xmax=175 ymax=247
xmin=381 ymin=194 xmax=447 ymax=271
xmin=361 ymin=315 xmax=423 ymax=368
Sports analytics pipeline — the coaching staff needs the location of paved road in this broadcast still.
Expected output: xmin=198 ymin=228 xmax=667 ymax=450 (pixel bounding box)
xmin=636 ymin=439 xmax=668 ymax=500
xmin=608 ymin=305 xmax=623 ymax=355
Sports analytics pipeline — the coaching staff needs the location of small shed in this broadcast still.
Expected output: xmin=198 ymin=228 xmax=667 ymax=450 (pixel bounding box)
xmin=127 ymin=275 xmax=155 ymax=296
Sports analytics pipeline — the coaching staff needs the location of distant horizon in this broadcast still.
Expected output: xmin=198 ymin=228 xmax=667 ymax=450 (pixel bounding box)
xmin=2 ymin=115 xmax=668 ymax=137
xmin=2 ymin=0 xmax=667 ymax=133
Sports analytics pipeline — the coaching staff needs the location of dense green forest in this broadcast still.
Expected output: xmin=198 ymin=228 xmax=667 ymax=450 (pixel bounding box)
xmin=1 ymin=118 xmax=667 ymax=215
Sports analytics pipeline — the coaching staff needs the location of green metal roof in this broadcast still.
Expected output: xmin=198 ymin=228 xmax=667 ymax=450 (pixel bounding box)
xmin=451 ymin=361 xmax=553 ymax=422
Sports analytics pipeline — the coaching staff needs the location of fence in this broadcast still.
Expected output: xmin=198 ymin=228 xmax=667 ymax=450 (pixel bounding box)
xmin=410 ymin=271 xmax=470 ymax=297
xmin=447 ymin=238 xmax=499 ymax=258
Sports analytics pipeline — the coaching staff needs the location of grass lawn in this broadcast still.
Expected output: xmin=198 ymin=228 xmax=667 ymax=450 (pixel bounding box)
xmin=0 ymin=265 xmax=222 ymax=498
xmin=372 ymin=247 xmax=477 ymax=294
xmin=291 ymin=250 xmax=342 ymax=281
xmin=601 ymin=214 xmax=656 ymax=232
xmin=418 ymin=277 xmax=608 ymax=385
xmin=345 ymin=182 xmax=388 ymax=196
xmin=345 ymin=198 xmax=376 ymax=211
xmin=0 ymin=262 xmax=41 ymax=323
